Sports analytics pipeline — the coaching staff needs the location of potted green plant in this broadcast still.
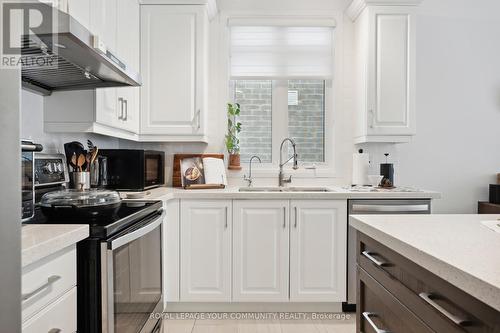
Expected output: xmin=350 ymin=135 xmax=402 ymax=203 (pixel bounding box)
xmin=225 ymin=102 xmax=242 ymax=170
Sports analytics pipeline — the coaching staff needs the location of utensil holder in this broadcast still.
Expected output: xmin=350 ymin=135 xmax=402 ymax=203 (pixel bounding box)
xmin=71 ymin=172 xmax=91 ymax=190
xmin=90 ymin=159 xmax=99 ymax=187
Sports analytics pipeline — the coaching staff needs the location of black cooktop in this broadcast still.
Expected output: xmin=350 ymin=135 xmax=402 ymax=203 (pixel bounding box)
xmin=24 ymin=200 xmax=163 ymax=239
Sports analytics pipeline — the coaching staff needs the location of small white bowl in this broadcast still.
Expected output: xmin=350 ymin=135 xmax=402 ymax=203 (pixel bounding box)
xmin=367 ymin=175 xmax=383 ymax=187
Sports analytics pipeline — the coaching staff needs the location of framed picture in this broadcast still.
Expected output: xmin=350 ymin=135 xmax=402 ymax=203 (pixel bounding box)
xmin=180 ymin=157 xmax=205 ymax=187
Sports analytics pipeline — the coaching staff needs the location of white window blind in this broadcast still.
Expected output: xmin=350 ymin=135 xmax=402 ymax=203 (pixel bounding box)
xmin=230 ymin=25 xmax=334 ymax=79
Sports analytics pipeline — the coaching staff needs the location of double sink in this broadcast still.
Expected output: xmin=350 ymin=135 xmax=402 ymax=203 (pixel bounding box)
xmin=239 ymin=186 xmax=331 ymax=192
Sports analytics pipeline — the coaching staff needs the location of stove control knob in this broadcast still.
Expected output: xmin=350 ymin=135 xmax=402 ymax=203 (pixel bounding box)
xmin=42 ymin=163 xmax=54 ymax=174
xmin=54 ymin=162 xmax=63 ymax=172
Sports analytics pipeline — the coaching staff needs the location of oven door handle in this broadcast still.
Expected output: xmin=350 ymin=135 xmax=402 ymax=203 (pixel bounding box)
xmin=21 ymin=143 xmax=43 ymax=152
xmin=108 ymin=210 xmax=165 ymax=250
xmin=351 ymin=204 xmax=430 ymax=213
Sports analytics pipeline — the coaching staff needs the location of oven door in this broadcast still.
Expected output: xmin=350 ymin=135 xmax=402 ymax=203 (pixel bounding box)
xmin=144 ymin=152 xmax=164 ymax=189
xmin=101 ymin=210 xmax=165 ymax=333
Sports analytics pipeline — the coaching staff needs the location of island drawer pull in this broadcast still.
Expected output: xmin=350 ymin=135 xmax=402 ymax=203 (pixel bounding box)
xmin=362 ymin=251 xmax=389 ymax=267
xmin=419 ymin=292 xmax=468 ymax=326
xmin=362 ymin=312 xmax=391 ymax=333
xmin=22 ymin=275 xmax=61 ymax=302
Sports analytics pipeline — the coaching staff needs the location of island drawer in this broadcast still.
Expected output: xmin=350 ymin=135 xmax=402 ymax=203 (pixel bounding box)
xmin=357 ymin=232 xmax=500 ymax=333
xmin=357 ymin=265 xmax=434 ymax=333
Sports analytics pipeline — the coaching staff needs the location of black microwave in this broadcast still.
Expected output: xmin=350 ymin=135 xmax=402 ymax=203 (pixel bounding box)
xmin=99 ymin=149 xmax=165 ymax=191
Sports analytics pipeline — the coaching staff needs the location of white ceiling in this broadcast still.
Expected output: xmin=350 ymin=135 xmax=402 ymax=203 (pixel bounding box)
xmin=217 ymin=0 xmax=352 ymax=12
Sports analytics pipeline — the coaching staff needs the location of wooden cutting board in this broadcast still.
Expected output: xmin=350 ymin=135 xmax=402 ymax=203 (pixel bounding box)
xmin=173 ymin=154 xmax=224 ymax=188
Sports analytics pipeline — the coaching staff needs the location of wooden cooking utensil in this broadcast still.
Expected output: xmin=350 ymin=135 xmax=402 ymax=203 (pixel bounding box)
xmin=77 ymin=154 xmax=86 ymax=172
xmin=90 ymin=147 xmax=99 ymax=165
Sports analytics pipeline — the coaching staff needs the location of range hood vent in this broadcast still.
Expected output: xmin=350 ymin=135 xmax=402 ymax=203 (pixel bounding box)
xmin=19 ymin=3 xmax=141 ymax=96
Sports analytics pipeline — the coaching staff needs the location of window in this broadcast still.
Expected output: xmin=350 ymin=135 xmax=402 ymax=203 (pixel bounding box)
xmin=231 ymin=79 xmax=326 ymax=164
xmin=229 ymin=22 xmax=334 ymax=167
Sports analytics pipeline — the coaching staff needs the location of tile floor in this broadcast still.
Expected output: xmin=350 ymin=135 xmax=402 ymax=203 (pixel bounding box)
xmin=159 ymin=314 xmax=356 ymax=333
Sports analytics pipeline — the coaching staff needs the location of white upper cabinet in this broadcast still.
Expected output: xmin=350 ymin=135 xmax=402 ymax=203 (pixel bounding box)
xmin=92 ymin=0 xmax=119 ymax=130
xmin=115 ymin=0 xmax=140 ymax=133
xmin=289 ymin=200 xmax=347 ymax=302
xmin=44 ymin=0 xmax=141 ymax=141
xmin=232 ymin=200 xmax=289 ymax=302
xmin=140 ymin=5 xmax=208 ymax=142
xmin=348 ymin=1 xmax=421 ymax=144
xmin=180 ymin=200 xmax=231 ymax=302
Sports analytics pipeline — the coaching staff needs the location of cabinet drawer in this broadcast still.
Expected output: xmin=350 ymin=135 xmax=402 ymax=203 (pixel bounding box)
xmin=22 ymin=287 xmax=77 ymax=333
xmin=358 ymin=265 xmax=434 ymax=333
xmin=22 ymin=246 xmax=77 ymax=322
xmin=358 ymin=232 xmax=500 ymax=333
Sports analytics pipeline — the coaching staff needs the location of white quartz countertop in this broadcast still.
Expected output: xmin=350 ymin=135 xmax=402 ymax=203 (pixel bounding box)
xmin=350 ymin=214 xmax=500 ymax=312
xmin=22 ymin=224 xmax=89 ymax=267
xmin=120 ymin=186 xmax=440 ymax=201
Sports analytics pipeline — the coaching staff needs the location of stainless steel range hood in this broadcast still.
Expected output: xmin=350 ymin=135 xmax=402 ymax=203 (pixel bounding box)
xmin=20 ymin=3 xmax=141 ymax=96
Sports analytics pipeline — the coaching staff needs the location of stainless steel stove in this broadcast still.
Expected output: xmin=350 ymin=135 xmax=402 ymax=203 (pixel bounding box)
xmin=25 ymin=153 xmax=164 ymax=333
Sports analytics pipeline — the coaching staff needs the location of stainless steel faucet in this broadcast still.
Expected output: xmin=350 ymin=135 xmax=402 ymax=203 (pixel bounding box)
xmin=244 ymin=155 xmax=261 ymax=187
xmin=279 ymin=138 xmax=298 ymax=187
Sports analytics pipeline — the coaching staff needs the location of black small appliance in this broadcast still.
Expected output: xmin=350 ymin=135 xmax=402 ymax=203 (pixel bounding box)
xmin=99 ymin=149 xmax=165 ymax=191
xmin=380 ymin=153 xmax=394 ymax=187
xmin=490 ymin=184 xmax=500 ymax=204
xmin=21 ymin=140 xmax=43 ymax=221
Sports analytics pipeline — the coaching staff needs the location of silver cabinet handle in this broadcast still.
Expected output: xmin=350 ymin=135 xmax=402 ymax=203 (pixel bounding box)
xmin=369 ymin=109 xmax=375 ymax=128
xmin=48 ymin=329 xmax=62 ymax=333
xmin=419 ymin=293 xmax=468 ymax=326
xmin=118 ymin=97 xmax=124 ymax=120
xmin=351 ymin=204 xmax=430 ymax=213
xmin=362 ymin=251 xmax=389 ymax=267
xmin=294 ymin=206 xmax=298 ymax=228
xmin=197 ymin=109 xmax=201 ymax=130
xmin=283 ymin=207 xmax=286 ymax=229
xmin=362 ymin=312 xmax=391 ymax=333
xmin=225 ymin=206 xmax=228 ymax=229
xmin=123 ymin=99 xmax=128 ymax=121
xmin=22 ymin=275 xmax=61 ymax=302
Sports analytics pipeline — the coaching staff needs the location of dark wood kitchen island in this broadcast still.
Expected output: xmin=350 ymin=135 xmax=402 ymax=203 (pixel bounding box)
xmin=350 ymin=214 xmax=500 ymax=333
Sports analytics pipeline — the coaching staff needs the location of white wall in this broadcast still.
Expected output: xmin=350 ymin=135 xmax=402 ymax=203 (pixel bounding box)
xmin=378 ymin=0 xmax=500 ymax=213
xmin=21 ymin=90 xmax=120 ymax=153
xmin=218 ymin=0 xmax=351 ymax=11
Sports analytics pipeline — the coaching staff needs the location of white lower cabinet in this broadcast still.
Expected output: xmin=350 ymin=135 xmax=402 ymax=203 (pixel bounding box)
xmin=232 ymin=200 xmax=289 ymax=302
xmin=171 ymin=199 xmax=348 ymax=304
xmin=290 ymin=200 xmax=347 ymax=302
xmin=180 ymin=200 xmax=231 ymax=301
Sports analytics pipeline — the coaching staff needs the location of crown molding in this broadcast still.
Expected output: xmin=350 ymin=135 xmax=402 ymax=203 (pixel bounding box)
xmin=345 ymin=0 xmax=423 ymax=21
xmin=139 ymin=0 xmax=218 ymax=20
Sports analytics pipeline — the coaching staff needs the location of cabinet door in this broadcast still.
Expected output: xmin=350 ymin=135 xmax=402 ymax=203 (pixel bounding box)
xmin=367 ymin=7 xmax=416 ymax=136
xmin=233 ymin=200 xmax=289 ymax=302
xmin=91 ymin=0 xmax=119 ymax=128
xmin=290 ymin=200 xmax=347 ymax=302
xmin=67 ymin=0 xmax=90 ymax=29
xmin=116 ymin=0 xmax=140 ymax=133
xmin=140 ymin=5 xmax=207 ymax=136
xmin=180 ymin=200 xmax=231 ymax=302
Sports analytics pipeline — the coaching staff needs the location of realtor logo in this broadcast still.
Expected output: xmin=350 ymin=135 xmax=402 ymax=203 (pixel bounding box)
xmin=1 ymin=1 xmax=58 ymax=68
